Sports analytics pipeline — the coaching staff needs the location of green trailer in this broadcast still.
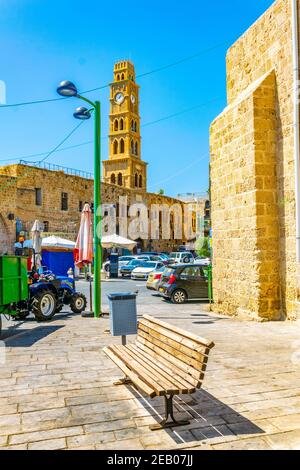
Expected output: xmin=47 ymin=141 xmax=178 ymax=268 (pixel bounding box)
xmin=0 ymin=256 xmax=29 ymax=336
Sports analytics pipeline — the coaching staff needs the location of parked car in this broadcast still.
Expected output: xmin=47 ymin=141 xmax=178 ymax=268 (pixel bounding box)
xmin=158 ymin=264 xmax=208 ymax=304
xmin=194 ymin=257 xmax=211 ymax=266
xmin=168 ymin=252 xmax=194 ymax=264
xmin=146 ymin=266 xmax=166 ymax=290
xmin=103 ymin=255 xmax=136 ymax=272
xmin=120 ymin=259 xmax=145 ymax=277
xmin=131 ymin=261 xmax=165 ymax=280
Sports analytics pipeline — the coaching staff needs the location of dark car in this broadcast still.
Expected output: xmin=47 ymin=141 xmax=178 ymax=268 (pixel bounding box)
xmin=158 ymin=264 xmax=209 ymax=304
xmin=120 ymin=259 xmax=145 ymax=277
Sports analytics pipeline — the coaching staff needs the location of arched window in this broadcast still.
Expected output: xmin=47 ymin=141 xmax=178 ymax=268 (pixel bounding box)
xmin=135 ymin=173 xmax=138 ymax=187
xmin=114 ymin=119 xmax=119 ymax=131
xmin=131 ymin=120 xmax=134 ymax=131
xmin=113 ymin=140 xmax=118 ymax=154
xmin=134 ymin=121 xmax=137 ymax=132
xmin=121 ymin=73 xmax=125 ymax=80
xmin=116 ymin=74 xmax=120 ymax=81
xmin=120 ymin=118 xmax=124 ymax=130
xmin=135 ymin=142 xmax=138 ymax=156
xmin=111 ymin=173 xmax=116 ymax=184
xmin=131 ymin=139 xmax=134 ymax=154
xmin=118 ymin=173 xmax=123 ymax=186
xmin=120 ymin=139 xmax=125 ymax=153
xmin=139 ymin=175 xmax=143 ymax=188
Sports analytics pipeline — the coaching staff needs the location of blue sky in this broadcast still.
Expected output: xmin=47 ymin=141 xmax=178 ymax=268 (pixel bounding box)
xmin=0 ymin=0 xmax=274 ymax=197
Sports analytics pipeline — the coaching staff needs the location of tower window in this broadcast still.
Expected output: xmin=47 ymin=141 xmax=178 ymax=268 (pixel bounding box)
xmin=135 ymin=173 xmax=138 ymax=187
xmin=117 ymin=74 xmax=120 ymax=81
xmin=114 ymin=119 xmax=119 ymax=131
xmin=139 ymin=175 xmax=143 ymax=188
xmin=121 ymin=73 xmax=125 ymax=80
xmin=135 ymin=142 xmax=138 ymax=156
xmin=120 ymin=138 xmax=125 ymax=153
xmin=131 ymin=139 xmax=134 ymax=154
xmin=113 ymin=140 xmax=118 ymax=154
xmin=120 ymin=118 xmax=124 ymax=130
xmin=118 ymin=173 xmax=123 ymax=186
xmin=111 ymin=173 xmax=116 ymax=184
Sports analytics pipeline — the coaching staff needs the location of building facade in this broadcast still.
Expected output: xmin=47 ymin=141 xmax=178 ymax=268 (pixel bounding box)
xmin=210 ymin=0 xmax=300 ymax=320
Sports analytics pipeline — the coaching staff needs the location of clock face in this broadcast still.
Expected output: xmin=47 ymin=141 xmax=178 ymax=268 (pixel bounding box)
xmin=115 ymin=92 xmax=124 ymax=105
xmin=131 ymin=94 xmax=136 ymax=104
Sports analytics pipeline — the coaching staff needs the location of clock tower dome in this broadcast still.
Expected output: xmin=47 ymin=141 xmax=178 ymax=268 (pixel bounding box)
xmin=103 ymin=60 xmax=147 ymax=190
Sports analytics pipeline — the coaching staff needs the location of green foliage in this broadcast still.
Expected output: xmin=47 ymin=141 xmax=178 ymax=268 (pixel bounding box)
xmin=157 ymin=189 xmax=165 ymax=195
xmin=195 ymin=237 xmax=210 ymax=258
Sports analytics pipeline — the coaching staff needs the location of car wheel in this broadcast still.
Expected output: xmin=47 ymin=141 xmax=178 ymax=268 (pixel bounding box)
xmin=183 ymin=256 xmax=189 ymax=263
xmin=171 ymin=289 xmax=187 ymax=304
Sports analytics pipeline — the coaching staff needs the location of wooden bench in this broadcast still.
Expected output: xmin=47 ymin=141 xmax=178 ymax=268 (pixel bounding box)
xmin=103 ymin=315 xmax=215 ymax=430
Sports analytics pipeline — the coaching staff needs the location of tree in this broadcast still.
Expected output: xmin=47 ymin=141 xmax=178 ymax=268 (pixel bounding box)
xmin=195 ymin=237 xmax=210 ymax=258
xmin=157 ymin=189 xmax=165 ymax=195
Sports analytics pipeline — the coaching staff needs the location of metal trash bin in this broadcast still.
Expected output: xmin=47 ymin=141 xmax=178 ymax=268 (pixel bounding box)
xmin=107 ymin=292 xmax=138 ymax=336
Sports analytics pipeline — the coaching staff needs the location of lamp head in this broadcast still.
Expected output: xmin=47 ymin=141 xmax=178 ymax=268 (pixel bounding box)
xmin=57 ymin=80 xmax=78 ymax=97
xmin=73 ymin=106 xmax=91 ymax=120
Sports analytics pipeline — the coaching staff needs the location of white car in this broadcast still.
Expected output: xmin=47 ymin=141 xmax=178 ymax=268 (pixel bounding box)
xmin=131 ymin=261 xmax=165 ymax=280
xmin=168 ymin=252 xmax=194 ymax=264
xmin=103 ymin=255 xmax=136 ymax=272
xmin=194 ymin=257 xmax=211 ymax=266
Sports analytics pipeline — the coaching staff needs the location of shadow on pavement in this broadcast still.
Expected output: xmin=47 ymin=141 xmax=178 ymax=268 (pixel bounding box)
xmin=130 ymin=388 xmax=264 ymax=444
xmin=4 ymin=325 xmax=64 ymax=347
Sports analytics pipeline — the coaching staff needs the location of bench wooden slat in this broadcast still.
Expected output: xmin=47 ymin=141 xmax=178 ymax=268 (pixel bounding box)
xmin=126 ymin=344 xmax=196 ymax=394
xmin=116 ymin=345 xmax=183 ymax=394
xmin=137 ymin=329 xmax=207 ymax=372
xmin=130 ymin=343 xmax=201 ymax=388
xmin=103 ymin=346 xmax=156 ymax=398
xmin=143 ymin=315 xmax=215 ymax=349
xmin=109 ymin=345 xmax=172 ymax=395
xmin=139 ymin=317 xmax=211 ymax=355
xmin=138 ymin=322 xmax=209 ymax=362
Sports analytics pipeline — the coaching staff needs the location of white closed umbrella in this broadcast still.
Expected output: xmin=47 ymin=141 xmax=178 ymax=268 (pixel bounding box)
xmin=31 ymin=220 xmax=44 ymax=270
xmin=101 ymin=234 xmax=137 ymax=250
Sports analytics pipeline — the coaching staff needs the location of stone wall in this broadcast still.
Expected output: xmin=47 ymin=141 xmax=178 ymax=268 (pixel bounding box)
xmin=210 ymin=0 xmax=299 ymax=320
xmin=0 ymin=164 xmax=190 ymax=254
xmin=0 ymin=174 xmax=17 ymax=254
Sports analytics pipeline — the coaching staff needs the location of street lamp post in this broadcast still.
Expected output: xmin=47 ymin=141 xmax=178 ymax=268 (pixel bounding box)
xmin=57 ymin=81 xmax=102 ymax=318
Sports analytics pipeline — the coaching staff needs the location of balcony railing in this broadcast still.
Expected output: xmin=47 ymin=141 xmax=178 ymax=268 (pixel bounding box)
xmin=19 ymin=160 xmax=94 ymax=180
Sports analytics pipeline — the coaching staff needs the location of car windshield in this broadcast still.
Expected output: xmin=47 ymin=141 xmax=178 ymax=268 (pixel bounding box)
xmin=128 ymin=260 xmax=142 ymax=266
xmin=142 ymin=262 xmax=156 ymax=268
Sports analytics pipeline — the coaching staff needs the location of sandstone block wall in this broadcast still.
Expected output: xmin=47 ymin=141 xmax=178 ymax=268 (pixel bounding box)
xmin=210 ymin=0 xmax=299 ymax=320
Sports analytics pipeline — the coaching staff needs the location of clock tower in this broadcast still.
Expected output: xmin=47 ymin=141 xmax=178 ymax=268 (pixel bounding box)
xmin=103 ymin=60 xmax=147 ymax=190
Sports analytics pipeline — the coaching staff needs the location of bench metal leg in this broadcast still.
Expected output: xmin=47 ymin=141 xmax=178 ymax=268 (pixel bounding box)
xmin=150 ymin=394 xmax=190 ymax=431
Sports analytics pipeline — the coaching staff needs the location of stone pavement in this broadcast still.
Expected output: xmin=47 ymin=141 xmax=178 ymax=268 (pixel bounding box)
xmin=0 ymin=301 xmax=300 ymax=450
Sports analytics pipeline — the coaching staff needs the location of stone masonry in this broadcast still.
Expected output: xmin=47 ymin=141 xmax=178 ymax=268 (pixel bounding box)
xmin=210 ymin=0 xmax=300 ymax=320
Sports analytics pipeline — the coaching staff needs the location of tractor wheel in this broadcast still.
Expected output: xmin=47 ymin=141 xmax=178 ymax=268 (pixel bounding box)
xmin=70 ymin=293 xmax=87 ymax=314
xmin=32 ymin=290 xmax=57 ymax=321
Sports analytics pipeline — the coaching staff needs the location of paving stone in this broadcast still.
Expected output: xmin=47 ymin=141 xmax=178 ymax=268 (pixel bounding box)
xmin=268 ymin=413 xmax=300 ymax=432
xmin=212 ymin=437 xmax=273 ymax=450
xmin=67 ymin=431 xmax=115 ymax=448
xmin=9 ymin=426 xmax=84 ymax=445
xmin=28 ymin=438 xmax=67 ymax=450
xmin=95 ymin=438 xmax=144 ymax=450
xmin=265 ymin=430 xmax=300 ymax=450
xmin=84 ymin=418 xmax=135 ymax=434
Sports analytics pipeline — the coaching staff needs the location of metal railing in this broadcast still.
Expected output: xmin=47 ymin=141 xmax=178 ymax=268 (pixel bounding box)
xmin=19 ymin=160 xmax=94 ymax=180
